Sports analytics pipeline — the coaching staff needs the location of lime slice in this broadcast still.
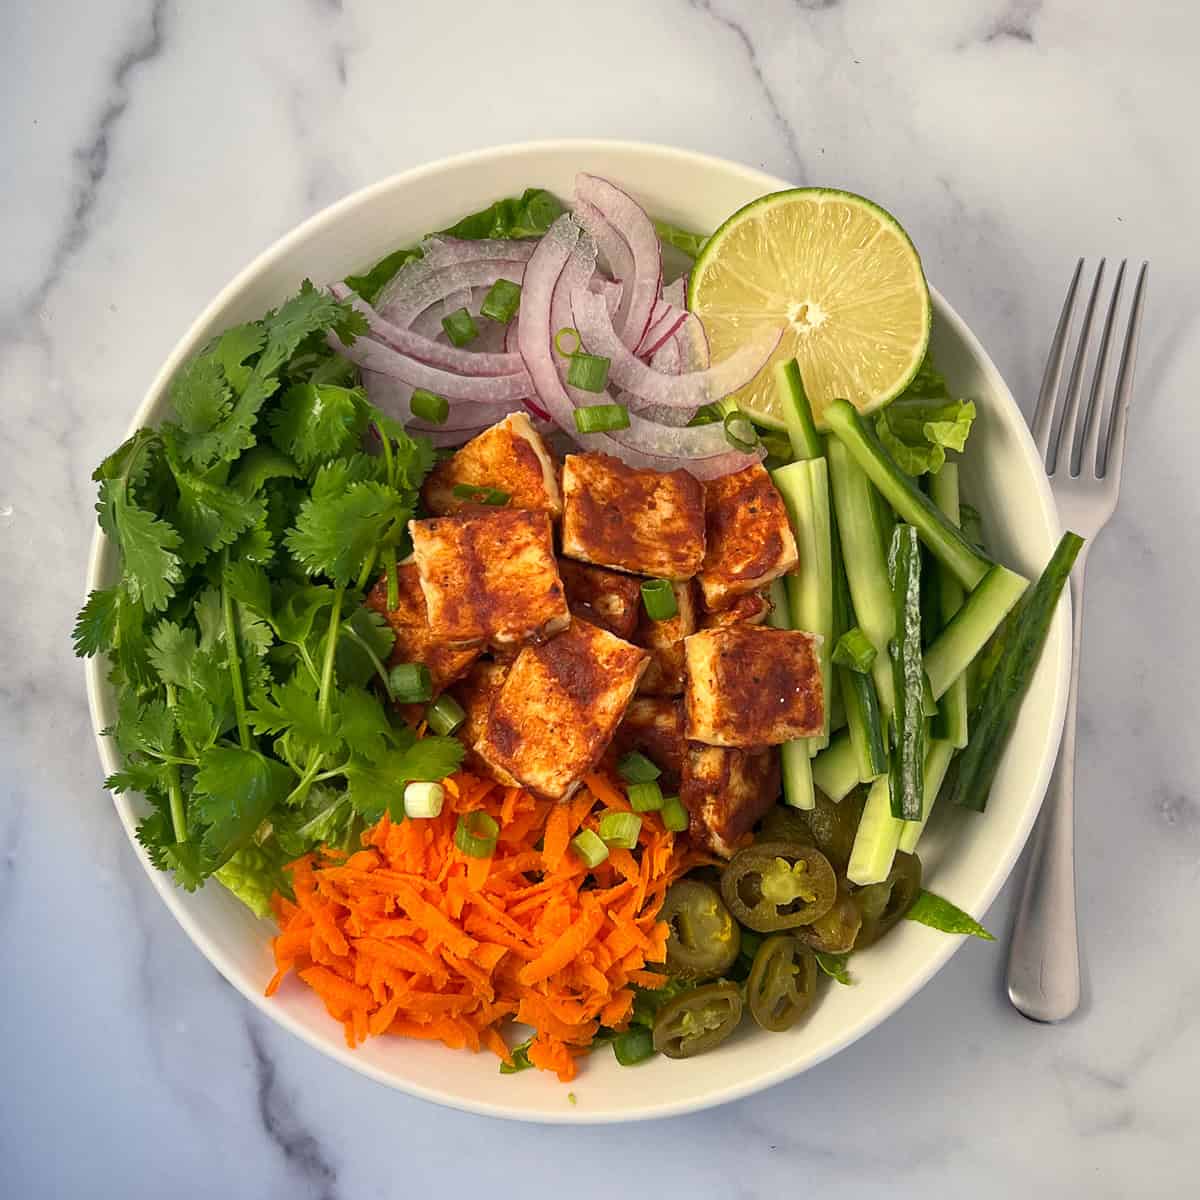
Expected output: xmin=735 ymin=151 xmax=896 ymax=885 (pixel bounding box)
xmin=688 ymin=188 xmax=931 ymax=430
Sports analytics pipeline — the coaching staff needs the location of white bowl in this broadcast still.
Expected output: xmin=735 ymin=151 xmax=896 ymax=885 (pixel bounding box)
xmin=85 ymin=139 xmax=1069 ymax=1123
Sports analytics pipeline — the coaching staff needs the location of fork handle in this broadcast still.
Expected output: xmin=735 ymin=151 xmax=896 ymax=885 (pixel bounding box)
xmin=1006 ymin=554 xmax=1088 ymax=1022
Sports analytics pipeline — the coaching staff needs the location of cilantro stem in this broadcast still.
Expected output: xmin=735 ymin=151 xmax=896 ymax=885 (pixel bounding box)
xmin=317 ymin=585 xmax=346 ymax=728
xmin=164 ymin=682 xmax=198 ymax=759
xmin=385 ymin=557 xmax=399 ymax=613
xmin=376 ymin=421 xmax=396 ymax=489
xmin=354 ymin=550 xmax=378 ymax=595
xmin=166 ymin=762 xmax=188 ymax=844
xmin=221 ymin=553 xmax=252 ymax=750
xmin=341 ymin=623 xmax=394 ymax=697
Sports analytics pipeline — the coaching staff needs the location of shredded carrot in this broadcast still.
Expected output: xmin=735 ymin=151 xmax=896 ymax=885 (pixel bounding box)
xmin=267 ymin=768 xmax=693 ymax=1082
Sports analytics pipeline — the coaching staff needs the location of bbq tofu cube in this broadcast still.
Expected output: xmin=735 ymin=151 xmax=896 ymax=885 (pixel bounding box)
xmin=558 ymin=558 xmax=643 ymax=639
xmin=365 ymin=562 xmax=482 ymax=691
xmin=421 ymin=412 xmax=562 ymax=517
xmin=610 ymin=697 xmax=686 ymax=789
xmin=410 ymin=508 xmax=569 ymax=646
xmin=560 ymin=453 xmax=706 ymax=580
xmin=698 ymin=464 xmax=798 ymax=610
xmin=475 ymin=621 xmax=649 ymax=800
xmin=684 ymin=625 xmax=824 ymax=747
xmin=681 ymin=745 xmax=781 ymax=858
xmin=448 ymin=659 xmax=518 ymax=785
xmin=634 ymin=580 xmax=697 ymax=696
xmin=699 ymin=589 xmax=773 ymax=629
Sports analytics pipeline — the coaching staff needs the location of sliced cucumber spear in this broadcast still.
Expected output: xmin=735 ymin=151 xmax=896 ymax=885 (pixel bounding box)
xmin=929 ymin=464 xmax=968 ymax=749
xmin=847 ymin=773 xmax=903 ymax=886
xmin=824 ymin=399 xmax=994 ymax=591
xmin=888 ymin=525 xmax=926 ymax=821
xmin=897 ymin=739 xmax=957 ymax=854
xmin=768 ymin=578 xmax=816 ymax=809
xmin=811 ymin=731 xmax=861 ymax=802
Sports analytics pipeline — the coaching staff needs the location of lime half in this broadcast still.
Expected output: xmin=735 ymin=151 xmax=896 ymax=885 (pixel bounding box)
xmin=688 ymin=188 xmax=931 ymax=430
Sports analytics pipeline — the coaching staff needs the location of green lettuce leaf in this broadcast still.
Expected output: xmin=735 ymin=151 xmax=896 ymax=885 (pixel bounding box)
xmin=875 ymin=356 xmax=976 ymax=476
xmin=653 ymin=219 xmax=708 ymax=260
xmin=214 ymin=843 xmax=292 ymax=919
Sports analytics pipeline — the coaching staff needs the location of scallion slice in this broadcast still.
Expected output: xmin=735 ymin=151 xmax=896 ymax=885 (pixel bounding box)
xmin=389 ymin=662 xmax=432 ymax=703
xmin=627 ymin=781 xmax=664 ymax=812
xmin=554 ymin=327 xmax=581 ymax=357
xmin=426 ymin=693 xmax=466 ymax=735
xmin=441 ymin=307 xmax=478 ymax=347
xmin=599 ymin=811 xmax=642 ymax=849
xmin=566 ymin=352 xmax=611 ymax=393
xmin=403 ymin=781 xmax=445 ymax=819
xmin=832 ymin=626 xmax=878 ymax=673
xmin=571 ymin=828 xmax=609 ymax=868
xmin=617 ymin=751 xmax=661 ymax=784
xmin=660 ymin=794 xmax=689 ymax=832
xmin=480 ymin=278 xmax=522 ymax=324
xmin=688 ymin=403 xmax=723 ymax=427
xmin=409 ymin=388 xmax=449 ymax=425
xmin=640 ymin=578 xmax=678 ymax=621
xmin=723 ymin=409 xmax=761 ymax=453
xmin=454 ymin=811 xmax=499 ymax=858
xmin=450 ymin=482 xmax=510 ymax=506
xmin=574 ymin=403 xmax=629 ymax=434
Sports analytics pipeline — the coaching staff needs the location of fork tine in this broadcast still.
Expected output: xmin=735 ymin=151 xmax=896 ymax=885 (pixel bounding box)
xmin=1100 ymin=260 xmax=1149 ymax=479
xmin=1032 ymin=259 xmax=1084 ymax=462
xmin=1080 ymin=259 xmax=1126 ymax=477
xmin=1049 ymin=259 xmax=1105 ymax=475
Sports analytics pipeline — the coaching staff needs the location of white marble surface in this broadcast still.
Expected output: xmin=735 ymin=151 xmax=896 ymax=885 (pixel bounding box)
xmin=3 ymin=0 xmax=1198 ymax=1194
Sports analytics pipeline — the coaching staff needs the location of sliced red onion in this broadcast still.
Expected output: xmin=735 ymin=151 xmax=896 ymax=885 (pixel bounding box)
xmin=419 ymin=236 xmax=538 ymax=268
xmin=573 ymin=199 xmax=634 ymax=285
xmin=331 ymin=284 xmax=524 ymax=378
xmin=571 ymin=288 xmax=781 ymax=409
xmin=407 ymin=399 xmax=522 ymax=432
xmin=588 ymin=274 xmax=623 ymax=319
xmin=662 ymin=276 xmax=687 ymax=308
xmin=377 ymin=260 xmax=527 ymax=328
xmin=637 ymin=302 xmax=688 ymax=358
xmin=574 ymin=175 xmax=661 ymax=351
xmin=677 ymin=312 xmax=710 ymax=370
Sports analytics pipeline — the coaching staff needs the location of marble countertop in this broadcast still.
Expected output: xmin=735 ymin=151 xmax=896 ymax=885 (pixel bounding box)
xmin=4 ymin=1 xmax=1198 ymax=1195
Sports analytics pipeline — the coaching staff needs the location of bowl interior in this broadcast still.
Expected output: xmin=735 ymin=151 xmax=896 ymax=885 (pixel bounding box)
xmin=85 ymin=140 xmax=1068 ymax=1123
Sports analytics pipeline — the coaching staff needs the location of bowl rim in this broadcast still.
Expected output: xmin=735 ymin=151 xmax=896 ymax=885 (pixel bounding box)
xmin=84 ymin=137 xmax=1069 ymax=1123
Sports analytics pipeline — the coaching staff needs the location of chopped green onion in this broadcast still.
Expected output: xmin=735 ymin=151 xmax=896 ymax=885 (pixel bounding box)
xmin=455 ymin=811 xmax=499 ymax=858
xmin=566 ymin=352 xmax=611 ymax=393
xmin=571 ymin=828 xmax=609 ymax=868
xmin=617 ymin=751 xmax=661 ymax=784
xmin=389 ymin=662 xmax=432 ymax=703
xmin=441 ymin=307 xmax=478 ymax=347
xmin=628 ymin=781 xmax=664 ymax=812
xmin=612 ymin=1025 xmax=655 ymax=1066
xmin=640 ymin=578 xmax=678 ymax=621
xmin=404 ymin=781 xmax=445 ymax=819
xmin=554 ymin=327 xmax=581 ymax=357
xmin=426 ymin=693 xmax=466 ymax=735
xmin=409 ymin=388 xmax=449 ymax=425
xmin=688 ymin=404 xmax=722 ymax=426
xmin=450 ymin=482 xmax=510 ymax=506
xmin=599 ymin=811 xmax=642 ymax=849
xmin=723 ymin=409 xmax=761 ymax=453
xmin=832 ymin=626 xmax=877 ymax=673
xmin=574 ymin=403 xmax=629 ymax=434
xmin=660 ymin=794 xmax=689 ymax=832
xmin=480 ymin=278 xmax=521 ymax=323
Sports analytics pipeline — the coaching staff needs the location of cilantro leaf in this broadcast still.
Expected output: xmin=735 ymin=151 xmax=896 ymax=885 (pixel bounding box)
xmin=337 ymin=686 xmax=394 ymax=762
xmin=224 ymin=559 xmax=272 ymax=618
xmin=136 ymin=805 xmax=212 ymax=891
xmin=271 ymin=784 xmax=354 ymax=857
xmin=105 ymin=759 xmax=173 ymax=796
xmin=344 ymin=736 xmax=464 ymax=820
xmin=147 ymin=620 xmax=198 ymax=687
xmin=214 ymin=323 xmax=265 ymax=393
xmin=169 ymin=355 xmax=231 ymax=435
xmin=230 ymin=445 xmax=301 ymax=497
xmin=905 ymin=889 xmax=995 ymax=940
xmin=814 ymin=952 xmax=855 ymax=985
xmin=335 ymin=604 xmax=395 ymax=689
xmin=73 ymin=587 xmax=120 ymax=658
xmin=193 ymin=746 xmax=294 ymax=868
xmin=98 ymin=480 xmax=184 ymax=612
xmin=174 ymin=687 xmax=218 ymax=751
xmin=248 ymin=671 xmax=342 ymax=754
xmin=170 ymin=471 xmax=266 ymax=566
xmin=269 ymin=383 xmax=370 ymax=471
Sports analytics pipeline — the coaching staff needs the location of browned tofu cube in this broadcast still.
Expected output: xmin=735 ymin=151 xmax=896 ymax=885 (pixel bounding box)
xmin=609 ymin=697 xmax=686 ymax=789
xmin=684 ymin=625 xmax=824 ymax=747
xmin=410 ymin=508 xmax=569 ymax=647
xmin=447 ymin=659 xmax=517 ymax=785
xmin=681 ymin=744 xmax=780 ymax=858
xmin=560 ymin=452 xmax=705 ymax=579
xmin=365 ymin=562 xmax=482 ymax=692
xmin=475 ymin=621 xmax=648 ymax=800
xmin=558 ymin=558 xmax=643 ymax=639
xmin=422 ymin=412 xmax=562 ymax=517
xmin=633 ymin=580 xmax=696 ymax=696
xmin=698 ymin=464 xmax=798 ymax=610
xmin=699 ymin=589 xmax=773 ymax=629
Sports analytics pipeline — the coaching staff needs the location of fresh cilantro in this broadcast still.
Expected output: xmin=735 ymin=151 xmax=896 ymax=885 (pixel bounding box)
xmin=345 ymin=737 xmax=465 ymax=822
xmin=905 ymin=890 xmax=995 ymax=940
xmin=814 ymin=952 xmax=855 ymax=985
xmin=194 ymin=746 xmax=293 ymax=868
xmin=97 ymin=476 xmax=184 ymax=612
xmin=73 ymin=587 xmax=120 ymax=657
xmin=499 ymin=1036 xmax=535 ymax=1075
xmin=268 ymin=383 xmax=370 ymax=471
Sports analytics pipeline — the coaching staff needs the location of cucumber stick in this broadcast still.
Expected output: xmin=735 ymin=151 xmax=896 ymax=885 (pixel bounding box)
xmin=772 ymin=458 xmax=834 ymax=741
xmin=847 ymin=774 xmax=903 ymax=885
xmin=767 ymin=578 xmax=816 ymax=809
xmin=929 ymin=464 xmax=969 ymax=749
xmin=888 ymin=525 xmax=926 ymax=821
xmin=825 ymin=399 xmax=993 ymax=591
xmin=811 ymin=731 xmax=860 ymax=802
xmin=897 ymin=739 xmax=957 ymax=854
xmin=827 ymin=438 xmax=895 ymax=717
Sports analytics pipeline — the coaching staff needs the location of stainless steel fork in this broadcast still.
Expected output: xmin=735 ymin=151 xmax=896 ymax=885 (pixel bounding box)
xmin=1006 ymin=258 xmax=1149 ymax=1022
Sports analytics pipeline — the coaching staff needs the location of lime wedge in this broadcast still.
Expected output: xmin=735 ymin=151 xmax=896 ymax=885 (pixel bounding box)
xmin=688 ymin=188 xmax=931 ymax=430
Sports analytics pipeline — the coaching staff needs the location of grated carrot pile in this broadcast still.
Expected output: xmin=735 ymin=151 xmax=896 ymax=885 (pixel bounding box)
xmin=266 ymin=770 xmax=703 ymax=1081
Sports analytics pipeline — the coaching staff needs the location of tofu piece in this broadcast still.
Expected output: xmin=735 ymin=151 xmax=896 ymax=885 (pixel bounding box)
xmin=698 ymin=464 xmax=798 ymax=610
xmin=447 ymin=659 xmax=518 ymax=785
xmin=558 ymin=558 xmax=643 ymax=639
xmin=684 ymin=625 xmax=824 ymax=747
xmin=633 ymin=580 xmax=697 ymax=696
xmin=410 ymin=508 xmax=569 ymax=646
xmin=560 ymin=452 xmax=706 ymax=579
xmin=475 ymin=621 xmax=648 ymax=800
xmin=609 ymin=697 xmax=686 ymax=790
xmin=699 ymin=589 xmax=773 ymax=630
xmin=364 ymin=562 xmax=481 ymax=692
xmin=422 ymin=413 xmax=562 ymax=517
xmin=681 ymin=744 xmax=781 ymax=858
